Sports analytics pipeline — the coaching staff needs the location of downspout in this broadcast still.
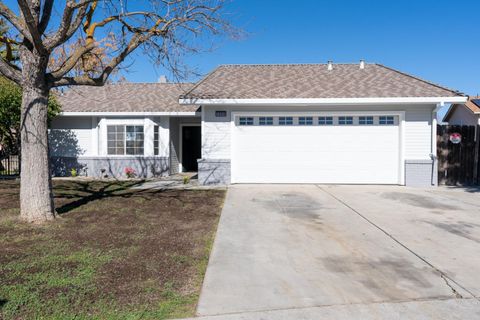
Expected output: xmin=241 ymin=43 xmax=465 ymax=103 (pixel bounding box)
xmin=431 ymin=103 xmax=443 ymax=186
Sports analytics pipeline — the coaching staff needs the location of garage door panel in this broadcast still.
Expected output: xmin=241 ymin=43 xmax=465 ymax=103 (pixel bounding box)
xmin=232 ymin=116 xmax=400 ymax=184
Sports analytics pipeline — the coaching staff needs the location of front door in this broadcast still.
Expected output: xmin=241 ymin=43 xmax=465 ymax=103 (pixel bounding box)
xmin=182 ymin=126 xmax=201 ymax=172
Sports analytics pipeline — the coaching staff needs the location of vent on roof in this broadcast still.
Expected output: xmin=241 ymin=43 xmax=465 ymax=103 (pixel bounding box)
xmin=360 ymin=60 xmax=365 ymax=69
xmin=327 ymin=61 xmax=333 ymax=71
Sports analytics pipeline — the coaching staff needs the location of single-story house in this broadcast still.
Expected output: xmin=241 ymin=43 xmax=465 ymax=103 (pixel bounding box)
xmin=442 ymin=96 xmax=480 ymax=125
xmin=51 ymin=61 xmax=467 ymax=186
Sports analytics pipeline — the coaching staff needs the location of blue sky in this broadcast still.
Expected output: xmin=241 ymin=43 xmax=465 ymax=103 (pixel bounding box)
xmin=127 ymin=0 xmax=479 ymax=97
xmin=3 ymin=0 xmax=479 ymax=96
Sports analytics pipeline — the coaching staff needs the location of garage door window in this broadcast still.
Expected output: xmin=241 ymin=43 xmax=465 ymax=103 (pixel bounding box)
xmin=239 ymin=117 xmax=254 ymax=125
xmin=359 ymin=116 xmax=374 ymax=125
xmin=318 ymin=116 xmax=333 ymax=125
xmin=279 ymin=117 xmax=294 ymax=125
xmin=299 ymin=116 xmax=313 ymax=125
xmin=339 ymin=116 xmax=353 ymax=125
xmin=379 ymin=116 xmax=395 ymax=125
xmin=259 ymin=117 xmax=274 ymax=125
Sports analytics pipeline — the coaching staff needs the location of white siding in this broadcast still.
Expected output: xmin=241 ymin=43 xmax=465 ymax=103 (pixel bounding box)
xmin=51 ymin=116 xmax=171 ymax=157
xmin=446 ymin=105 xmax=479 ymax=126
xmin=404 ymin=106 xmax=434 ymax=160
xmin=202 ymin=104 xmax=435 ymax=162
xmin=50 ymin=116 xmax=93 ymax=156
xmin=202 ymin=107 xmax=231 ymax=159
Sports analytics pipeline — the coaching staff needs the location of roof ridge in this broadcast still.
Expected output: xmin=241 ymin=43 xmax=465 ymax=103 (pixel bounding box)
xmin=219 ymin=62 xmax=374 ymax=67
xmin=375 ymin=64 xmax=463 ymax=96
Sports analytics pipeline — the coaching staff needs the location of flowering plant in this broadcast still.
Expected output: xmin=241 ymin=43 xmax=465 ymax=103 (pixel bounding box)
xmin=125 ymin=167 xmax=136 ymax=179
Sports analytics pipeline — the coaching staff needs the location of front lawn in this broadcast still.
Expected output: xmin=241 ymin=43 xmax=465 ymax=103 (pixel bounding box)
xmin=0 ymin=179 xmax=225 ymax=319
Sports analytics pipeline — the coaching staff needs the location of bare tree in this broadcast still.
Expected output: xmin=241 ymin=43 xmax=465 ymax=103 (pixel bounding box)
xmin=0 ymin=0 xmax=234 ymax=223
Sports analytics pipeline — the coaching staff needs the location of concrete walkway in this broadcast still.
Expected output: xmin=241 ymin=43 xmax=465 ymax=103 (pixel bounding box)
xmin=195 ymin=185 xmax=480 ymax=318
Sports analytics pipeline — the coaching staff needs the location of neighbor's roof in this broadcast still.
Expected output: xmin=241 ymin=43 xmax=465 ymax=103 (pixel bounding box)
xmin=443 ymin=96 xmax=480 ymax=122
xmin=58 ymin=82 xmax=197 ymax=113
xmin=181 ymin=63 xmax=462 ymax=100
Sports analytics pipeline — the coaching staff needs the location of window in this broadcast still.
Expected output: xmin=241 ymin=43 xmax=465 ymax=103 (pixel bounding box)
xmin=338 ymin=116 xmax=353 ymax=125
xmin=318 ymin=116 xmax=333 ymax=125
xmin=215 ymin=110 xmax=227 ymax=117
xmin=279 ymin=116 xmax=293 ymax=125
xmin=259 ymin=117 xmax=273 ymax=125
xmin=239 ymin=117 xmax=254 ymax=125
xmin=359 ymin=116 xmax=374 ymax=125
xmin=299 ymin=116 xmax=313 ymax=125
xmin=379 ymin=116 xmax=395 ymax=125
xmin=154 ymin=125 xmax=159 ymax=156
xmin=107 ymin=125 xmax=144 ymax=155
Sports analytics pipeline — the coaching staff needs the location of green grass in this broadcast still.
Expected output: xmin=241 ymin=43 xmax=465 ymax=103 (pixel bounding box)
xmin=0 ymin=180 xmax=225 ymax=320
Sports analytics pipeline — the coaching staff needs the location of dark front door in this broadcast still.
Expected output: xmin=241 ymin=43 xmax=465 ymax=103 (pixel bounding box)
xmin=182 ymin=126 xmax=201 ymax=172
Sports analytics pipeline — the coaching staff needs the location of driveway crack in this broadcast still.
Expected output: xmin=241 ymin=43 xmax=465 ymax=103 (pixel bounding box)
xmin=316 ymin=185 xmax=477 ymax=300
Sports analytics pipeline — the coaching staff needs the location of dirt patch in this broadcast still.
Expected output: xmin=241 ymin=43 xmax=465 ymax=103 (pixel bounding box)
xmin=0 ymin=180 xmax=225 ymax=319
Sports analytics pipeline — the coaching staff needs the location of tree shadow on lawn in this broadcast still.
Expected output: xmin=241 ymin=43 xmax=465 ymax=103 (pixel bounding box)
xmin=54 ymin=180 xmax=146 ymax=215
xmin=54 ymin=180 xmax=187 ymax=215
xmin=0 ymin=299 xmax=7 ymax=309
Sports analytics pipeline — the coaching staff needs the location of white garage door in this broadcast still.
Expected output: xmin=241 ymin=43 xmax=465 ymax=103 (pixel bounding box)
xmin=231 ymin=114 xmax=401 ymax=184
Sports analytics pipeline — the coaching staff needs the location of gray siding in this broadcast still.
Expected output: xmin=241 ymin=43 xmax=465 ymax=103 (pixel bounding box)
xmin=51 ymin=156 xmax=169 ymax=179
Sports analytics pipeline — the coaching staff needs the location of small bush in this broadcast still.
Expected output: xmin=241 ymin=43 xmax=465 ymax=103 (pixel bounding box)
xmin=183 ymin=176 xmax=190 ymax=184
xmin=70 ymin=168 xmax=77 ymax=177
xmin=125 ymin=167 xmax=136 ymax=179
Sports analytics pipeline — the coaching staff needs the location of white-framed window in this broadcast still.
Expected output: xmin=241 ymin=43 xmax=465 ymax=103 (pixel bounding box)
xmin=279 ymin=116 xmax=293 ymax=125
xmin=239 ymin=117 xmax=254 ymax=125
xmin=154 ymin=125 xmax=159 ymax=156
xmin=259 ymin=116 xmax=273 ymax=125
xmin=318 ymin=116 xmax=333 ymax=125
xmin=359 ymin=116 xmax=374 ymax=125
xmin=299 ymin=116 xmax=313 ymax=125
xmin=379 ymin=116 xmax=395 ymax=125
xmin=338 ymin=116 xmax=353 ymax=125
xmin=107 ymin=125 xmax=144 ymax=155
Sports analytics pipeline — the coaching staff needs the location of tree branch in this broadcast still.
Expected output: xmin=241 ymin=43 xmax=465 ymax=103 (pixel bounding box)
xmin=38 ymin=0 xmax=54 ymax=34
xmin=0 ymin=1 xmax=32 ymax=42
xmin=50 ymin=32 xmax=148 ymax=87
xmin=45 ymin=1 xmax=90 ymax=50
xmin=17 ymin=0 xmax=47 ymax=53
xmin=0 ymin=57 xmax=22 ymax=84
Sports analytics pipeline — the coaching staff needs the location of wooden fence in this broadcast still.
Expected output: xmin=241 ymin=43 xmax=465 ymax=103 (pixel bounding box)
xmin=437 ymin=125 xmax=479 ymax=185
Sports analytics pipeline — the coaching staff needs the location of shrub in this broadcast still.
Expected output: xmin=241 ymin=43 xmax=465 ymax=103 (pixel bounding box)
xmin=183 ymin=176 xmax=190 ymax=184
xmin=125 ymin=167 xmax=136 ymax=179
xmin=70 ymin=168 xmax=77 ymax=177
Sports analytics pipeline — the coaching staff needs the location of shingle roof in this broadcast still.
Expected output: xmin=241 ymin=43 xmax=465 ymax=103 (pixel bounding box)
xmin=182 ymin=63 xmax=462 ymax=100
xmin=443 ymin=96 xmax=480 ymax=122
xmin=58 ymin=83 xmax=198 ymax=113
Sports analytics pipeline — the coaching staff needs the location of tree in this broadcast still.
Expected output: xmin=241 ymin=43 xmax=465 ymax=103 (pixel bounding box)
xmin=0 ymin=0 xmax=234 ymax=223
xmin=0 ymin=76 xmax=60 ymax=155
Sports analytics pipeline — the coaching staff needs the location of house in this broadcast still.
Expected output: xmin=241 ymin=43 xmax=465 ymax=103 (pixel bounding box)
xmin=50 ymin=61 xmax=467 ymax=186
xmin=442 ymin=96 xmax=480 ymax=125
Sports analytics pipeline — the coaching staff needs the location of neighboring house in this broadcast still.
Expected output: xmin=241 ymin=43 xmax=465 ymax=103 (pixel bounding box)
xmin=51 ymin=62 xmax=466 ymax=186
xmin=442 ymin=96 xmax=480 ymax=125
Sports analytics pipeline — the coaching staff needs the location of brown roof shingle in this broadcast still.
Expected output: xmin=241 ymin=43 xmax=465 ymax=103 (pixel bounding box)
xmin=58 ymin=83 xmax=197 ymax=113
xmin=182 ymin=63 xmax=462 ymax=100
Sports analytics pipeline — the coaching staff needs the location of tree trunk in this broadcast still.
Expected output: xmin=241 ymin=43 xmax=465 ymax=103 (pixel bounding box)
xmin=19 ymin=45 xmax=55 ymax=222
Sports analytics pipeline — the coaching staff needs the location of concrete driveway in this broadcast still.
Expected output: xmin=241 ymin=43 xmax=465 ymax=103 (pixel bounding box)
xmin=196 ymin=185 xmax=480 ymax=319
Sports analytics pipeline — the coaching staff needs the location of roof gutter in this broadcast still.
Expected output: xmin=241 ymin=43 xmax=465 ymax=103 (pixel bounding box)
xmin=180 ymin=96 xmax=467 ymax=106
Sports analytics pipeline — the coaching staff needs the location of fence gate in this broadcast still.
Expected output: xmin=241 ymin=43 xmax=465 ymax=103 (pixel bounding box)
xmin=437 ymin=125 xmax=479 ymax=185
